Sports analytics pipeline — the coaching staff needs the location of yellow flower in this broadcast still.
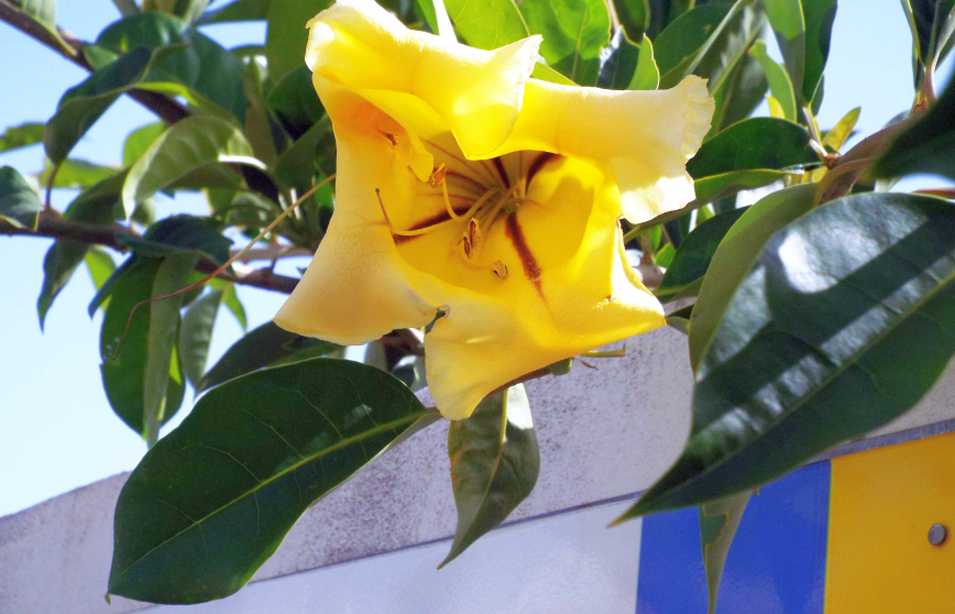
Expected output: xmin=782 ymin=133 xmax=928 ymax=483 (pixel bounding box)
xmin=274 ymin=0 xmax=714 ymax=419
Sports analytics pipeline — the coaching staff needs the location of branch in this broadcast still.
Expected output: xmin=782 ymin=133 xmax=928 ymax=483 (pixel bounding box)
xmin=0 ymin=0 xmax=188 ymax=124
xmin=1 ymin=212 xmax=300 ymax=294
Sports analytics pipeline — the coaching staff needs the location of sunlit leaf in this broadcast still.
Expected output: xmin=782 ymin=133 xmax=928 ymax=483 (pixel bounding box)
xmin=521 ymin=0 xmax=611 ymax=84
xmin=749 ymin=39 xmax=796 ymax=121
xmin=0 ymin=121 xmax=44 ymax=153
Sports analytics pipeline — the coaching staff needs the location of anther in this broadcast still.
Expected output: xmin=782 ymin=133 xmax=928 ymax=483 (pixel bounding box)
xmin=491 ymin=260 xmax=508 ymax=279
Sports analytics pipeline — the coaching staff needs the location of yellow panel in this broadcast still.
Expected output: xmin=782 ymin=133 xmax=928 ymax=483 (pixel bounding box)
xmin=826 ymin=431 xmax=955 ymax=614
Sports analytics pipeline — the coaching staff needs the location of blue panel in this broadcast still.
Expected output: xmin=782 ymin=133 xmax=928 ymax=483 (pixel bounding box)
xmin=635 ymin=461 xmax=830 ymax=614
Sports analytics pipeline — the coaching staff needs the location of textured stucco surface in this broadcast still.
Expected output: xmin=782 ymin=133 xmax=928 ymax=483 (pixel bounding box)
xmin=2 ymin=327 xmax=954 ymax=613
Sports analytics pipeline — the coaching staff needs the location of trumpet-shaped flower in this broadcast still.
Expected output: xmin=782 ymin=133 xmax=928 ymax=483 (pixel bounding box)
xmin=274 ymin=0 xmax=714 ymax=419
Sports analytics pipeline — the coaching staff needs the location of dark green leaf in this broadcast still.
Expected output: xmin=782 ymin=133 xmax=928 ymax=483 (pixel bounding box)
xmin=198 ymin=0 xmax=271 ymax=24
xmin=521 ymin=0 xmax=611 ymax=84
xmin=143 ymin=0 xmax=210 ymax=23
xmin=613 ymin=0 xmax=650 ymax=41
xmin=44 ymin=47 xmax=153 ymax=164
xmin=37 ymin=173 xmax=123 ymax=328
xmin=179 ymin=289 xmax=223 ymax=389
xmin=900 ymin=0 xmax=955 ymax=86
xmin=121 ymin=115 xmax=257 ymax=217
xmin=876 ymin=76 xmax=955 ymax=181
xmin=273 ymin=116 xmax=334 ymax=190
xmin=655 ymin=2 xmax=752 ymax=88
xmin=441 ymin=384 xmax=539 ymax=566
xmin=657 ymin=207 xmax=748 ymax=298
xmin=109 ymin=358 xmax=434 ymax=603
xmin=121 ymin=214 xmax=232 ymax=264
xmin=700 ymin=491 xmax=752 ymax=614
xmin=0 ymin=122 xmax=45 ymax=153
xmin=0 ymin=166 xmax=41 ymax=228
xmin=710 ymin=52 xmax=767 ymax=133
xmin=688 ymin=184 xmax=816 ymax=369
xmin=200 ymin=321 xmax=339 ymax=390
xmin=99 ymin=258 xmax=187 ymax=437
xmin=622 ymin=192 xmax=955 ymax=517
xmin=445 ymin=0 xmax=529 ymax=49
xmin=688 ymin=117 xmax=816 ymax=178
xmin=598 ymin=30 xmax=660 ymax=90
xmin=763 ymin=0 xmax=836 ymax=104
xmin=265 ymin=0 xmax=333 ymax=81
xmin=267 ymin=66 xmax=324 ymax=137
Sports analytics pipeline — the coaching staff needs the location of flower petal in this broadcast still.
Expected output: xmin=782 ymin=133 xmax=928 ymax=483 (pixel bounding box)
xmin=305 ymin=0 xmax=541 ymax=158
xmin=489 ymin=76 xmax=714 ymax=224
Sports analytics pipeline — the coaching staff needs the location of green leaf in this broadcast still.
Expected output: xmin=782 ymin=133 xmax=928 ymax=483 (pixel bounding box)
xmin=273 ymin=116 xmax=334 ymax=190
xmin=265 ymin=0 xmax=333 ymax=81
xmin=121 ymin=214 xmax=233 ymax=264
xmin=749 ymin=39 xmax=797 ymax=121
xmin=612 ymin=0 xmax=650 ymax=41
xmin=598 ymin=30 xmax=660 ymax=90
xmin=623 ymin=192 xmax=955 ymax=517
xmin=267 ymin=66 xmax=324 ymax=137
xmin=95 ymin=13 xmax=248 ymax=121
xmin=122 ymin=115 xmax=257 ymax=218
xmin=700 ymin=491 xmax=752 ymax=614
xmin=143 ymin=0 xmax=210 ymax=23
xmin=520 ymin=0 xmax=611 ymax=84
xmin=875 ymin=76 xmax=955 ymax=180
xmin=444 ymin=0 xmax=529 ymax=49
xmin=198 ymin=0 xmax=271 ymax=24
xmin=99 ymin=258 xmax=187 ymax=437
xmin=657 ymin=207 xmax=748 ymax=299
xmin=693 ymin=169 xmax=795 ymax=203
xmin=179 ymin=289 xmax=222 ymax=389
xmin=0 ymin=122 xmax=45 ymax=153
xmin=37 ymin=173 xmax=123 ymax=328
xmin=710 ymin=52 xmax=767 ymax=134
xmin=688 ymin=184 xmax=816 ymax=370
xmin=11 ymin=0 xmax=55 ymax=28
xmin=214 ymin=280 xmax=247 ymax=330
xmin=822 ymin=106 xmax=860 ymax=152
xmin=688 ymin=117 xmax=816 ymax=177
xmin=763 ymin=0 xmax=837 ymax=104
xmin=200 ymin=321 xmax=339 ymax=390
xmin=144 ymin=253 xmax=198 ymax=445
xmin=85 ymin=249 xmax=116 ymax=302
xmin=109 ymin=358 xmax=434 ymax=603
xmin=44 ymin=47 xmax=153 ymax=164
xmin=122 ymin=123 xmax=166 ymax=167
xmin=0 ymin=166 xmax=41 ymax=228
xmin=900 ymin=0 xmax=955 ymax=85
xmin=441 ymin=384 xmax=539 ymax=567
xmin=40 ymin=158 xmax=116 ymax=189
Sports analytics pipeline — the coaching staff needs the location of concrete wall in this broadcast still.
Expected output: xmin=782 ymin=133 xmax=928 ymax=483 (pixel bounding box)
xmin=2 ymin=328 xmax=954 ymax=613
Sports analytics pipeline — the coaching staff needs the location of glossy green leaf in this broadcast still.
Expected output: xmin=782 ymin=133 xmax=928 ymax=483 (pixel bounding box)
xmin=120 ymin=214 xmax=232 ymax=264
xmin=144 ymin=253 xmax=197 ymax=445
xmin=657 ymin=207 xmax=748 ymax=299
xmin=99 ymin=258 xmax=187 ymax=437
xmin=749 ymin=39 xmax=797 ymax=121
xmin=109 ymin=358 xmax=435 ymax=603
xmin=198 ymin=0 xmax=271 ymax=24
xmin=876 ymin=75 xmax=955 ymax=180
xmin=444 ymin=0 xmax=529 ymax=49
xmin=763 ymin=0 xmax=837 ymax=104
xmin=598 ymin=30 xmax=660 ymax=90
xmin=623 ymin=192 xmax=955 ymax=517
xmin=521 ymin=0 xmax=611 ymax=84
xmin=822 ymin=106 xmax=860 ymax=152
xmin=122 ymin=115 xmax=257 ymax=218
xmin=710 ymin=52 xmax=767 ymax=133
xmin=179 ymin=289 xmax=222 ymax=389
xmin=122 ymin=123 xmax=166 ymax=167
xmin=700 ymin=491 xmax=752 ymax=614
xmin=200 ymin=321 xmax=339 ymax=391
xmin=0 ymin=122 xmax=44 ymax=153
xmin=0 ymin=166 xmax=41 ymax=229
xmin=37 ymin=173 xmax=123 ymax=328
xmin=688 ymin=184 xmax=816 ymax=370
xmin=613 ymin=0 xmax=650 ymax=41
xmin=900 ymin=0 xmax=955 ymax=85
xmin=44 ymin=47 xmax=153 ymax=164
xmin=265 ymin=0 xmax=333 ymax=81
xmin=688 ymin=117 xmax=816 ymax=177
xmin=441 ymin=384 xmax=539 ymax=567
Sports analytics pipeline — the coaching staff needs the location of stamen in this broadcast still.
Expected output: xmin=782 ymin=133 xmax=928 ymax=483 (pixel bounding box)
xmin=491 ymin=260 xmax=508 ymax=279
xmin=430 ymin=164 xmax=461 ymax=220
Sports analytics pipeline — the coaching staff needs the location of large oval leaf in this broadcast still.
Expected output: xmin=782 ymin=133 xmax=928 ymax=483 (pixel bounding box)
xmin=108 ymin=358 xmax=434 ymax=603
xmin=621 ymin=192 xmax=955 ymax=518
xmin=441 ymin=384 xmax=540 ymax=567
xmin=521 ymin=0 xmax=611 ymax=85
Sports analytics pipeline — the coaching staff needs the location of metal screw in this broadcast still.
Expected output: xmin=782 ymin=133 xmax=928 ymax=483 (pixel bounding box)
xmin=928 ymin=523 xmax=948 ymax=546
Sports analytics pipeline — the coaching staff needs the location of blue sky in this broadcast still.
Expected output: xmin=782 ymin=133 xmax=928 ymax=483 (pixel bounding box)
xmin=0 ymin=1 xmax=950 ymax=516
